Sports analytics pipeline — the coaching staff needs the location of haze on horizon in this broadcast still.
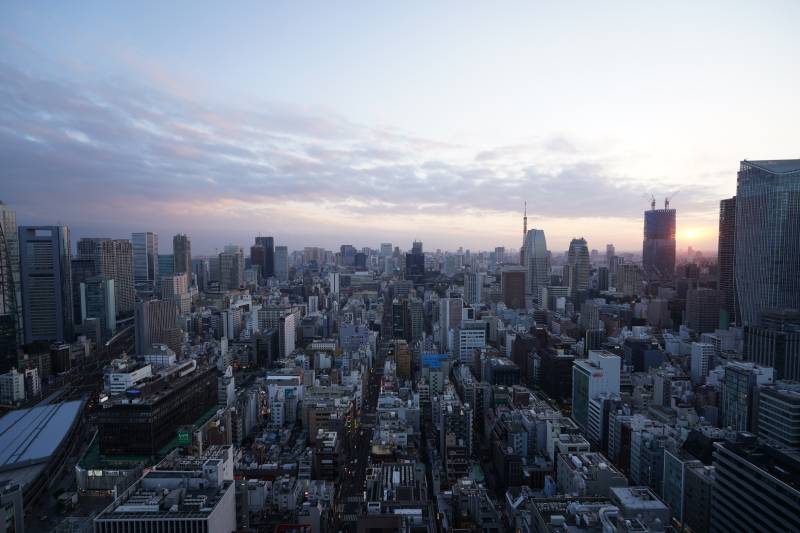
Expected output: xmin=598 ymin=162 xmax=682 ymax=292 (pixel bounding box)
xmin=1 ymin=1 xmax=798 ymax=255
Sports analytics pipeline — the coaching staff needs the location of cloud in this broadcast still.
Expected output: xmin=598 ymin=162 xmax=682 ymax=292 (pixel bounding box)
xmin=0 ymin=61 xmax=721 ymax=251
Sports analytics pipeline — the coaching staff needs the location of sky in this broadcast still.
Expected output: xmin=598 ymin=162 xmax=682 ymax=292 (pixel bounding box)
xmin=1 ymin=1 xmax=798 ymax=255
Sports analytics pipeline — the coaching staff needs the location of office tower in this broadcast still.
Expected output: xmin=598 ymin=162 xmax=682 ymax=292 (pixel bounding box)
xmin=463 ymin=271 xmax=482 ymax=305
xmin=380 ymin=243 xmax=393 ymax=257
xmin=721 ymin=362 xmax=774 ymax=431
xmin=616 ymin=263 xmax=642 ymax=297
xmin=161 ymin=273 xmax=191 ymax=314
xmin=134 ymin=299 xmax=182 ymax=355
xmin=566 ymin=237 xmax=590 ymax=296
xmin=219 ymin=246 xmax=244 ymax=290
xmin=744 ymin=308 xmax=800 ymax=380
xmin=710 ymin=437 xmax=800 ymax=533
xmin=328 ymin=272 xmax=340 ymax=295
xmin=19 ymin=226 xmax=73 ymax=345
xmin=172 ymin=234 xmax=191 ymax=287
xmin=250 ymin=243 xmax=265 ymax=280
xmin=274 ymin=245 xmax=289 ymax=282
xmin=394 ymin=339 xmax=411 ymax=379
xmin=157 ymin=253 xmax=174 ymax=282
xmin=520 ymin=202 xmax=528 ymax=265
xmin=501 ymin=266 xmax=526 ymax=309
xmin=735 ymin=159 xmax=800 ymax=325
xmin=597 ymin=266 xmax=609 ymax=291
xmin=339 ymin=244 xmax=356 ymax=267
xmin=642 ymin=199 xmax=676 ymax=283
xmin=192 ymin=258 xmax=209 ymax=292
xmin=255 ymin=236 xmax=274 ymax=277
xmin=80 ymin=275 xmax=116 ymax=344
xmin=690 ymin=342 xmax=714 ymax=385
xmin=717 ymin=197 xmax=738 ymax=326
xmin=409 ymin=297 xmax=424 ymax=343
xmin=571 ymin=350 xmax=621 ymax=431
xmin=405 ymin=241 xmax=425 ymax=283
xmin=438 ymin=297 xmax=463 ymax=353
xmin=0 ymin=204 xmax=21 ymax=369
xmin=758 ymin=382 xmax=800 ymax=449
xmin=605 ymin=243 xmax=615 ymax=264
xmin=494 ymin=246 xmax=505 ymax=264
xmin=76 ymin=238 xmax=135 ymax=316
xmin=685 ymin=287 xmax=721 ymax=334
xmin=131 ymin=232 xmax=158 ymax=287
xmin=455 ymin=320 xmax=485 ymax=365
xmin=523 ymin=229 xmax=549 ymax=301
xmin=70 ymin=258 xmax=97 ymax=325
xmin=0 ymin=202 xmax=21 ymax=344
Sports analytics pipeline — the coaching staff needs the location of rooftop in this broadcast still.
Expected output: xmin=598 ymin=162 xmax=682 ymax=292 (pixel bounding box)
xmin=0 ymin=400 xmax=83 ymax=468
xmin=743 ymin=159 xmax=800 ymax=174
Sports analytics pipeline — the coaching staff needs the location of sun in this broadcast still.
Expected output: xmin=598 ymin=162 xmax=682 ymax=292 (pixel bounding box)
xmin=685 ymin=229 xmax=698 ymax=239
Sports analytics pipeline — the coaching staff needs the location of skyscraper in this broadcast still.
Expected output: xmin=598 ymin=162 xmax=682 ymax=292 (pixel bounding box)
xmin=735 ymin=159 xmax=800 ymax=325
xmin=717 ymin=197 xmax=738 ymax=326
xmin=566 ymin=237 xmax=590 ymax=296
xmin=172 ymin=234 xmax=192 ymax=287
xmin=0 ymin=202 xmax=21 ymax=363
xmin=501 ymin=267 xmax=526 ymax=309
xmin=77 ymin=238 xmax=135 ymax=316
xmin=463 ymin=271 xmax=482 ymax=305
xmin=404 ymin=241 xmax=425 ymax=283
xmin=523 ymin=229 xmax=549 ymax=302
xmin=255 ymin=236 xmax=274 ymax=277
xmin=219 ymin=246 xmax=244 ymax=290
xmin=274 ymin=245 xmax=289 ymax=282
xmin=134 ymin=299 xmax=182 ymax=355
xmin=132 ymin=232 xmax=159 ymax=287
xmin=80 ymin=275 xmax=116 ymax=344
xmin=642 ymin=199 xmax=676 ymax=283
xmin=19 ymin=226 xmax=73 ymax=344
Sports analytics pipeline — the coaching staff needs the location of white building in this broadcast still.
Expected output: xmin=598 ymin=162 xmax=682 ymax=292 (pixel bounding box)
xmin=455 ymin=320 xmax=486 ymax=365
xmin=572 ymin=350 xmax=621 ymax=431
xmin=0 ymin=369 xmax=25 ymax=404
xmin=105 ymin=362 xmax=153 ymax=395
xmin=690 ymin=342 xmax=715 ymax=385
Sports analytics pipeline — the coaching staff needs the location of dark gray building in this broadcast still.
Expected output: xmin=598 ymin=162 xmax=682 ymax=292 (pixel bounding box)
xmin=19 ymin=226 xmax=73 ymax=344
xmin=642 ymin=202 xmax=676 ymax=283
xmin=711 ymin=436 xmax=800 ymax=533
xmin=735 ymin=159 xmax=800 ymax=326
xmin=717 ymin=196 xmax=738 ymax=326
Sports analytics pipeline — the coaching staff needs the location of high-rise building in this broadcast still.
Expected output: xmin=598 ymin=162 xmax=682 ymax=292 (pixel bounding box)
xmin=616 ymin=263 xmax=642 ymax=297
xmin=721 ymin=362 xmax=774 ymax=431
xmin=501 ymin=267 xmax=526 ymax=309
xmin=0 ymin=203 xmax=21 ymax=368
xmin=710 ymin=437 xmax=800 ymax=533
xmin=455 ymin=320 xmax=485 ymax=365
xmin=523 ymin=229 xmax=549 ymax=302
xmin=19 ymin=226 xmax=73 ymax=344
xmin=605 ymin=243 xmax=615 ymax=265
xmin=80 ymin=275 xmax=116 ymax=344
xmin=192 ymin=258 xmax=209 ymax=292
xmin=405 ymin=241 xmax=425 ymax=283
xmin=161 ymin=273 xmax=191 ymax=315
xmin=463 ymin=271 xmax=483 ymax=305
xmin=77 ymin=238 xmax=135 ymax=316
xmin=394 ymin=339 xmax=411 ymax=379
xmin=274 ymin=245 xmax=289 ymax=282
xmin=134 ymin=299 xmax=182 ymax=356
xmin=219 ymin=246 xmax=244 ymax=290
xmin=172 ymin=234 xmax=191 ymax=288
xmin=735 ymin=159 xmax=800 ymax=325
xmin=566 ymin=237 xmax=590 ymax=296
xmin=255 ymin=236 xmax=274 ymax=277
xmin=690 ymin=342 xmax=714 ymax=385
xmin=572 ymin=350 xmax=621 ymax=431
xmin=131 ymin=232 xmax=158 ymax=287
xmin=744 ymin=308 xmax=800 ymax=381
xmin=685 ymin=287 xmax=721 ymax=334
xmin=717 ymin=197 xmax=738 ymax=326
xmin=438 ymin=297 xmax=463 ymax=353
xmin=758 ymin=382 xmax=800 ymax=449
xmin=642 ymin=200 xmax=676 ymax=283
xmin=380 ymin=243 xmax=393 ymax=257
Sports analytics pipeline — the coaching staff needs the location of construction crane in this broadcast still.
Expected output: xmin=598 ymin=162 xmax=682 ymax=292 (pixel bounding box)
xmin=665 ymin=190 xmax=680 ymax=210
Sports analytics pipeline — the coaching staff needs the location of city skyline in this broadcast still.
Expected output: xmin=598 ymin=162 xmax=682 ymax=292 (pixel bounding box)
xmin=2 ymin=2 xmax=799 ymax=252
